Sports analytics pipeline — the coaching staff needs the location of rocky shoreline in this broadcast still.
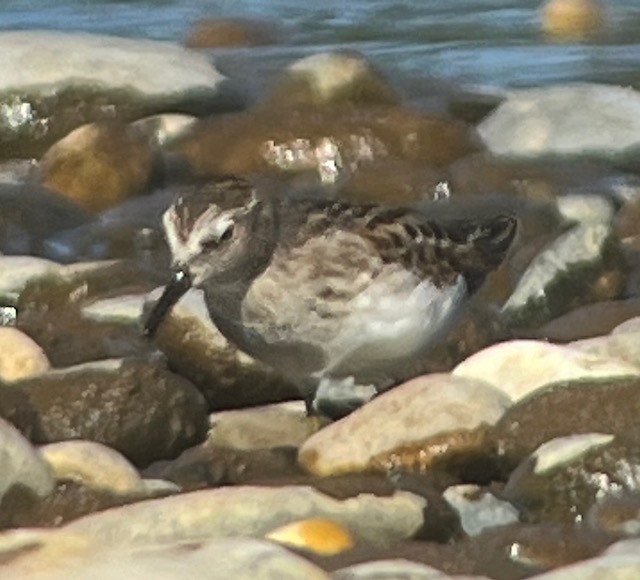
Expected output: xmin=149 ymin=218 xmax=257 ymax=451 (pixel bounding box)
xmin=2 ymin=25 xmax=640 ymax=579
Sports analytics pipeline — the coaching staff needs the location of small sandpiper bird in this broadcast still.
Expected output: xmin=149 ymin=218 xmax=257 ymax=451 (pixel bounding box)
xmin=144 ymin=178 xmax=517 ymax=416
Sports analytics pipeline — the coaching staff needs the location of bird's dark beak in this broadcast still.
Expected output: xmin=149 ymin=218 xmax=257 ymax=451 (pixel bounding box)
xmin=143 ymin=267 xmax=192 ymax=338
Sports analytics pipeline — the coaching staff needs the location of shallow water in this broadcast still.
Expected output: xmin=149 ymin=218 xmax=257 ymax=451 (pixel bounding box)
xmin=2 ymin=0 xmax=640 ymax=94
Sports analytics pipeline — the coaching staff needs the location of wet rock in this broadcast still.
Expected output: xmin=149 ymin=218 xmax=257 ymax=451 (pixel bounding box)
xmin=0 ymin=30 xmax=242 ymax=160
xmin=145 ymin=288 xmax=299 ymax=410
xmin=453 ymin=340 xmax=639 ymax=402
xmin=478 ymin=83 xmax=640 ymax=162
xmin=531 ymin=548 xmax=640 ymax=579
xmin=39 ymin=121 xmax=156 ymax=213
xmin=1 ymin=480 xmax=135 ymax=529
xmin=143 ymin=443 xmax=303 ymax=490
xmin=503 ymin=433 xmax=640 ymax=524
xmin=298 ymin=374 xmax=511 ymax=477
xmin=45 ymin=187 xmax=176 ymax=266
xmin=65 ymin=485 xmax=427 ymax=548
xmin=501 ymin=221 xmax=625 ymax=328
xmin=266 ymin=518 xmax=355 ymax=556
xmin=533 ymin=298 xmax=640 ymax=342
xmin=264 ymin=51 xmax=399 ymax=110
xmin=541 ymin=0 xmax=606 ymax=41
xmin=0 ymin=417 xmax=54 ymax=507
xmin=0 ymin=327 xmax=50 ymax=382
xmin=16 ymin=260 xmax=158 ymax=366
xmin=172 ymin=105 xmax=477 ymax=182
xmin=452 ymin=523 xmax=613 ymax=577
xmin=492 ymin=376 xmax=640 ymax=471
xmin=0 ymin=358 xmax=208 ymax=467
xmin=0 ymin=183 xmax=91 ymax=257
xmin=587 ymin=493 xmax=640 ymax=535
xmin=39 ymin=441 xmax=143 ymax=495
xmin=309 ymin=523 xmax=612 ymax=578
xmin=209 ymin=402 xmax=328 ymax=450
xmin=186 ymin=18 xmax=279 ymax=48
xmin=442 ymin=484 xmax=520 ymax=536
xmin=340 ymin=159 xmax=445 ymax=206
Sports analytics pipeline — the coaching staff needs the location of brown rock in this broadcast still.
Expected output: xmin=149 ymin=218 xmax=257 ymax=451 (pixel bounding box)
xmin=305 ymin=524 xmax=613 ymax=578
xmin=298 ymin=374 xmax=510 ymax=478
xmin=503 ymin=434 xmax=640 ymax=524
xmin=143 ymin=444 xmax=303 ymax=491
xmin=492 ymin=377 xmax=640 ymax=472
xmin=16 ymin=260 xmax=157 ymax=367
xmin=1 ymin=358 xmax=208 ymax=467
xmin=40 ymin=121 xmax=156 ymax=213
xmin=172 ymin=106 xmax=478 ymax=180
xmin=586 ymin=492 xmax=640 ymax=535
xmin=263 ymin=51 xmax=399 ymax=110
xmin=0 ymin=183 xmax=91 ymax=256
xmin=0 ymin=481 xmax=135 ymax=529
xmin=534 ymin=298 xmax=640 ymax=342
xmin=185 ymin=18 xmax=279 ymax=49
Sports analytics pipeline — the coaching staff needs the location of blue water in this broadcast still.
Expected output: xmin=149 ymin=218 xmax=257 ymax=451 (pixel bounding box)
xmin=2 ymin=0 xmax=640 ymax=92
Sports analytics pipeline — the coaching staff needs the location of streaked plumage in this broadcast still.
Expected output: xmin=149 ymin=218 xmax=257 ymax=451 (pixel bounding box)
xmin=145 ymin=178 xmax=517 ymax=414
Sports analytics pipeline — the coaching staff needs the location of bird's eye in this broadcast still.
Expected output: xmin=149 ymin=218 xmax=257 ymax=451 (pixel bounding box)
xmin=219 ymin=224 xmax=234 ymax=242
xmin=200 ymin=238 xmax=219 ymax=252
xmin=200 ymin=224 xmax=234 ymax=252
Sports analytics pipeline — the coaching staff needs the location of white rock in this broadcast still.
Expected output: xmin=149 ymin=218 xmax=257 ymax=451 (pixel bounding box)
xmin=0 ymin=327 xmax=50 ymax=382
xmin=501 ymin=222 xmax=615 ymax=325
xmin=0 ymin=417 xmax=54 ymax=503
xmin=298 ymin=373 xmax=511 ymax=477
xmin=82 ymin=293 xmax=146 ymax=325
xmin=453 ymin=340 xmax=639 ymax=401
xmin=556 ymin=194 xmax=614 ymax=225
xmin=479 ymin=83 xmax=640 ymax=160
xmin=65 ymin=485 xmax=426 ymax=548
xmin=39 ymin=440 xmax=143 ymax=495
xmin=442 ymin=484 xmax=520 ymax=536
xmin=0 ymin=30 xmax=231 ymax=100
xmin=531 ymin=433 xmax=615 ymax=475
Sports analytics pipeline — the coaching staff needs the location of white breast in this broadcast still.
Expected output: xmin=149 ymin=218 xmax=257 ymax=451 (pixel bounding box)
xmin=322 ymin=269 xmax=467 ymax=380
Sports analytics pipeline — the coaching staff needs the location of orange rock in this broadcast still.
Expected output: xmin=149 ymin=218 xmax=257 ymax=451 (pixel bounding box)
xmin=541 ymin=0 xmax=605 ymax=40
xmin=266 ymin=518 xmax=355 ymax=555
xmin=40 ymin=121 xmax=156 ymax=213
xmin=185 ymin=18 xmax=278 ymax=49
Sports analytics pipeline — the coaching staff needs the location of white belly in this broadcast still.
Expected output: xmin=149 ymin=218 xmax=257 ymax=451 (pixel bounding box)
xmin=321 ymin=270 xmax=467 ymax=381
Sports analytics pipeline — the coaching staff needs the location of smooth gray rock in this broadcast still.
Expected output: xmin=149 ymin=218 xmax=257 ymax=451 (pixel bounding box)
xmin=65 ymin=485 xmax=426 ymax=548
